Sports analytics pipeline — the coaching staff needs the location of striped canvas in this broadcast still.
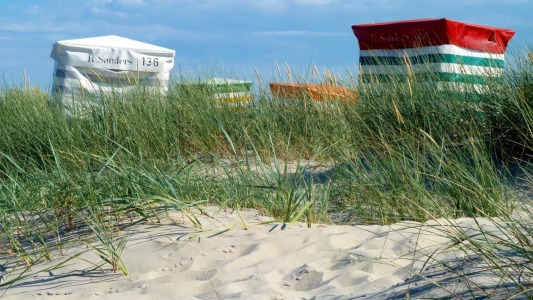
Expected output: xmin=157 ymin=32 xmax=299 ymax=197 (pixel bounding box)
xmin=352 ymin=18 xmax=515 ymax=96
xmin=180 ymin=78 xmax=253 ymax=107
xmin=358 ymin=44 xmax=506 ymax=94
xmin=52 ymin=67 xmax=172 ymax=116
xmin=50 ymin=35 xmax=175 ymax=116
xmin=52 ymin=63 xmax=170 ymax=96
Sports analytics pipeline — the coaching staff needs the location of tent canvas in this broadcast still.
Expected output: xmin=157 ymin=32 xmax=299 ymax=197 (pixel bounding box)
xmin=178 ymin=78 xmax=254 ymax=106
xmin=269 ymin=82 xmax=357 ymax=102
xmin=50 ymin=35 xmax=175 ymax=113
xmin=351 ymin=18 xmax=515 ymax=95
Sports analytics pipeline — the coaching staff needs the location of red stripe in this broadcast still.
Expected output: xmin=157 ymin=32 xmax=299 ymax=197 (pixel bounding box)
xmin=352 ymin=18 xmax=515 ymax=54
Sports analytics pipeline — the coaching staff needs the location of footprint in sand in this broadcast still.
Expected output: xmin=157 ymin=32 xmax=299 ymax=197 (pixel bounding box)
xmin=290 ymin=265 xmax=324 ymax=292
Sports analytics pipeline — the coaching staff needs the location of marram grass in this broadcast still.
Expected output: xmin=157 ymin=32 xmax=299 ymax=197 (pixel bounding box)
xmin=0 ymin=51 xmax=532 ymax=297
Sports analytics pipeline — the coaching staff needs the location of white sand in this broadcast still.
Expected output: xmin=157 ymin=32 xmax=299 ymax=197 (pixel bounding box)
xmin=0 ymin=206 xmax=520 ymax=299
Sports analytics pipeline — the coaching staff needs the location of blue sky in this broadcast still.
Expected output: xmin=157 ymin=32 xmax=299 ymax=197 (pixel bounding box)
xmin=1 ymin=0 xmax=532 ymax=88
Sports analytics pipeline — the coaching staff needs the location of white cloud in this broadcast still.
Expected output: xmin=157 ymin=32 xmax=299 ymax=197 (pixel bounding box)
xmin=116 ymin=0 xmax=144 ymax=5
xmin=89 ymin=6 xmax=129 ymax=18
xmin=26 ymin=5 xmax=42 ymax=14
xmin=90 ymin=0 xmax=113 ymax=4
xmin=250 ymin=0 xmax=288 ymax=11
xmin=86 ymin=0 xmax=147 ymax=6
xmin=151 ymin=0 xmax=343 ymax=14
xmin=293 ymin=0 xmax=335 ymax=4
xmin=254 ymin=30 xmax=344 ymax=37
xmin=0 ymin=22 xmax=73 ymax=33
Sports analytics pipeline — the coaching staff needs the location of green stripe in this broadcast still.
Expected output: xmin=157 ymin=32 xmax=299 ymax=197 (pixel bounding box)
xmin=360 ymin=72 xmax=499 ymax=85
xmin=360 ymin=54 xmax=505 ymax=68
xmin=179 ymin=83 xmax=252 ymax=93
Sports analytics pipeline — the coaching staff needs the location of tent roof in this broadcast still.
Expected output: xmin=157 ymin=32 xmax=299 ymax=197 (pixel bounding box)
xmin=352 ymin=18 xmax=515 ymax=54
xmin=51 ymin=35 xmax=175 ymax=72
xmin=54 ymin=35 xmax=174 ymax=54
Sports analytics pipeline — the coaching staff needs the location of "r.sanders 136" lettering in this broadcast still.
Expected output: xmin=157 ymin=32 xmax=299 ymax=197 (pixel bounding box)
xmin=88 ymin=55 xmax=159 ymax=67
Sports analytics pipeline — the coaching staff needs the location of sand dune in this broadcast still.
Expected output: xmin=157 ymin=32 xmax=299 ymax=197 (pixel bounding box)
xmin=1 ymin=207 xmax=520 ymax=299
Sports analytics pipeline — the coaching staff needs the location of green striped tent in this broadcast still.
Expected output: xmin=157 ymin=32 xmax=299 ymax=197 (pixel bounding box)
xmin=179 ymin=78 xmax=253 ymax=107
xmin=352 ymin=18 xmax=515 ymax=96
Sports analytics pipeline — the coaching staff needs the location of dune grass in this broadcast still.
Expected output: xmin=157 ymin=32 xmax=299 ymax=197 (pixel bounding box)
xmin=0 ymin=50 xmax=532 ymax=297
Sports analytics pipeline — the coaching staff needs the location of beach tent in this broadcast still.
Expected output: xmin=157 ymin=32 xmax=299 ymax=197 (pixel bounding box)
xmin=351 ymin=18 xmax=515 ymax=95
xmin=269 ymin=82 xmax=357 ymax=102
xmin=50 ymin=35 xmax=175 ymax=114
xmin=179 ymin=78 xmax=253 ymax=107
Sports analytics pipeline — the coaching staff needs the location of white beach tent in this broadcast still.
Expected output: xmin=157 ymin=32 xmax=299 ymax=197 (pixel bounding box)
xmin=50 ymin=35 xmax=175 ymax=114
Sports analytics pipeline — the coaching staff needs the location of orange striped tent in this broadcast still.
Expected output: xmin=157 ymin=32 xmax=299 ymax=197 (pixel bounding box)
xmin=269 ymin=82 xmax=357 ymax=102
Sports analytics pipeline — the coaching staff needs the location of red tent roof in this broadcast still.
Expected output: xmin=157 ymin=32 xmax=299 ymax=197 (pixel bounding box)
xmin=352 ymin=18 xmax=515 ymax=54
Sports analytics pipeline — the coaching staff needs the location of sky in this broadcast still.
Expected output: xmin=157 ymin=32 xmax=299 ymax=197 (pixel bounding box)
xmin=1 ymin=0 xmax=532 ymax=89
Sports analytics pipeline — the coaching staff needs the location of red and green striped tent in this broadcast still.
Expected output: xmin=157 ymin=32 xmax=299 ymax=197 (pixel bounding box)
xmin=352 ymin=18 xmax=515 ymax=95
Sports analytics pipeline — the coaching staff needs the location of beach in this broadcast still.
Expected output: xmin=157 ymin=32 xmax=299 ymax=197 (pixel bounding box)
xmin=1 ymin=206 xmax=523 ymax=300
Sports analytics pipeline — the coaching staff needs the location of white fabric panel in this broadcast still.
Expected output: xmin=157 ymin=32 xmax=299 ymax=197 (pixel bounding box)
xmin=358 ymin=44 xmax=506 ymax=94
xmin=50 ymin=35 xmax=175 ymax=115
xmin=360 ymin=45 xmax=505 ymax=60
xmin=359 ymin=63 xmax=504 ymax=76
